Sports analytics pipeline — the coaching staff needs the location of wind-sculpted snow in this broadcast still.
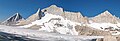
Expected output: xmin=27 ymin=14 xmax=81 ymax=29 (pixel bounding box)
xmin=0 ymin=25 xmax=103 ymax=41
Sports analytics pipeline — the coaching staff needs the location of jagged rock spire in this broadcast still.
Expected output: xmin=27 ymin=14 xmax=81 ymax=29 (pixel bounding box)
xmin=26 ymin=8 xmax=42 ymax=20
xmin=17 ymin=8 xmax=42 ymax=25
xmin=2 ymin=13 xmax=24 ymax=25
xmin=36 ymin=8 xmax=40 ymax=14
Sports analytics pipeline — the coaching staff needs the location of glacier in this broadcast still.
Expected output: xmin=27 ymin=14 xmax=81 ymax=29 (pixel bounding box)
xmin=0 ymin=25 xmax=103 ymax=41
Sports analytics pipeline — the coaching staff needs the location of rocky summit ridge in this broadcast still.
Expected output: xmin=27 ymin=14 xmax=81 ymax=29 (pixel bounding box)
xmin=2 ymin=5 xmax=120 ymax=41
xmin=41 ymin=5 xmax=63 ymax=15
xmin=3 ymin=5 xmax=120 ymax=25
xmin=91 ymin=10 xmax=120 ymax=24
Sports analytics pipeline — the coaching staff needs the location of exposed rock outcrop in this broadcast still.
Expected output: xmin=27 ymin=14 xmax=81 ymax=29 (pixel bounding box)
xmin=61 ymin=11 xmax=88 ymax=23
xmin=91 ymin=10 xmax=120 ymax=24
xmin=26 ymin=8 xmax=42 ymax=22
xmin=41 ymin=5 xmax=88 ymax=23
xmin=96 ymin=38 xmax=103 ymax=41
xmin=75 ymin=25 xmax=111 ymax=36
xmin=41 ymin=5 xmax=63 ymax=15
xmin=17 ymin=8 xmax=42 ymax=25
xmin=2 ymin=13 xmax=24 ymax=25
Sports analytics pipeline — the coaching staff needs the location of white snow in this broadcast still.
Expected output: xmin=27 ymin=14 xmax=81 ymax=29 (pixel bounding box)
xmin=14 ymin=13 xmax=19 ymax=21
xmin=21 ymin=13 xmax=79 ymax=35
xmin=88 ymin=23 xmax=120 ymax=30
xmin=87 ymin=23 xmax=120 ymax=35
xmin=0 ymin=25 xmax=103 ymax=40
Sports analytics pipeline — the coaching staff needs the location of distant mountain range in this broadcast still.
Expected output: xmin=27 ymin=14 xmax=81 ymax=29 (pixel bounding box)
xmin=1 ymin=5 xmax=120 ymax=36
xmin=1 ymin=5 xmax=120 ymax=41
xmin=2 ymin=5 xmax=120 ymax=25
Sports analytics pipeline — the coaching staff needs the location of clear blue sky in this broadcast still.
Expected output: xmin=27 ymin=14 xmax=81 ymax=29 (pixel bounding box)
xmin=0 ymin=0 xmax=120 ymax=21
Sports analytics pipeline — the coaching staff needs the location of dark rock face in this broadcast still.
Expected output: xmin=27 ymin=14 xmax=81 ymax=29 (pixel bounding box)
xmin=96 ymin=38 xmax=103 ymax=41
xmin=2 ymin=13 xmax=24 ymax=25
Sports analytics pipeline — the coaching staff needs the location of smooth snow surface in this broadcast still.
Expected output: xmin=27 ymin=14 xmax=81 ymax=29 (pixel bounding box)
xmin=21 ymin=13 xmax=80 ymax=35
xmin=0 ymin=25 xmax=103 ymax=41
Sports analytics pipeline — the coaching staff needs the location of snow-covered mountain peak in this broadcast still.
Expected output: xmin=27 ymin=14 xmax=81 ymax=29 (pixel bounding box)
xmin=16 ymin=13 xmax=19 ymax=15
xmin=100 ymin=10 xmax=112 ymax=16
xmin=93 ymin=10 xmax=113 ymax=18
xmin=2 ymin=13 xmax=24 ymax=25
xmin=91 ymin=10 xmax=119 ymax=24
xmin=6 ymin=13 xmax=23 ymax=21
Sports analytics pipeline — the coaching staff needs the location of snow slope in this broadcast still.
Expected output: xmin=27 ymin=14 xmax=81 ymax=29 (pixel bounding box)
xmin=88 ymin=23 xmax=120 ymax=30
xmin=0 ymin=25 xmax=103 ymax=41
xmin=87 ymin=23 xmax=120 ymax=35
xmin=21 ymin=13 xmax=81 ymax=35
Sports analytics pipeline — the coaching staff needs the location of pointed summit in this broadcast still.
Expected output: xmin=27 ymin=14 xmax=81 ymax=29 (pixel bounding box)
xmin=91 ymin=10 xmax=119 ymax=24
xmin=99 ymin=10 xmax=113 ymax=17
xmin=26 ymin=8 xmax=42 ymax=21
xmin=104 ymin=10 xmax=109 ymax=13
xmin=41 ymin=5 xmax=63 ymax=15
xmin=36 ymin=8 xmax=40 ymax=14
xmin=17 ymin=8 xmax=42 ymax=25
xmin=16 ymin=13 xmax=19 ymax=15
xmin=49 ymin=5 xmax=57 ymax=8
xmin=2 ymin=13 xmax=24 ymax=25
